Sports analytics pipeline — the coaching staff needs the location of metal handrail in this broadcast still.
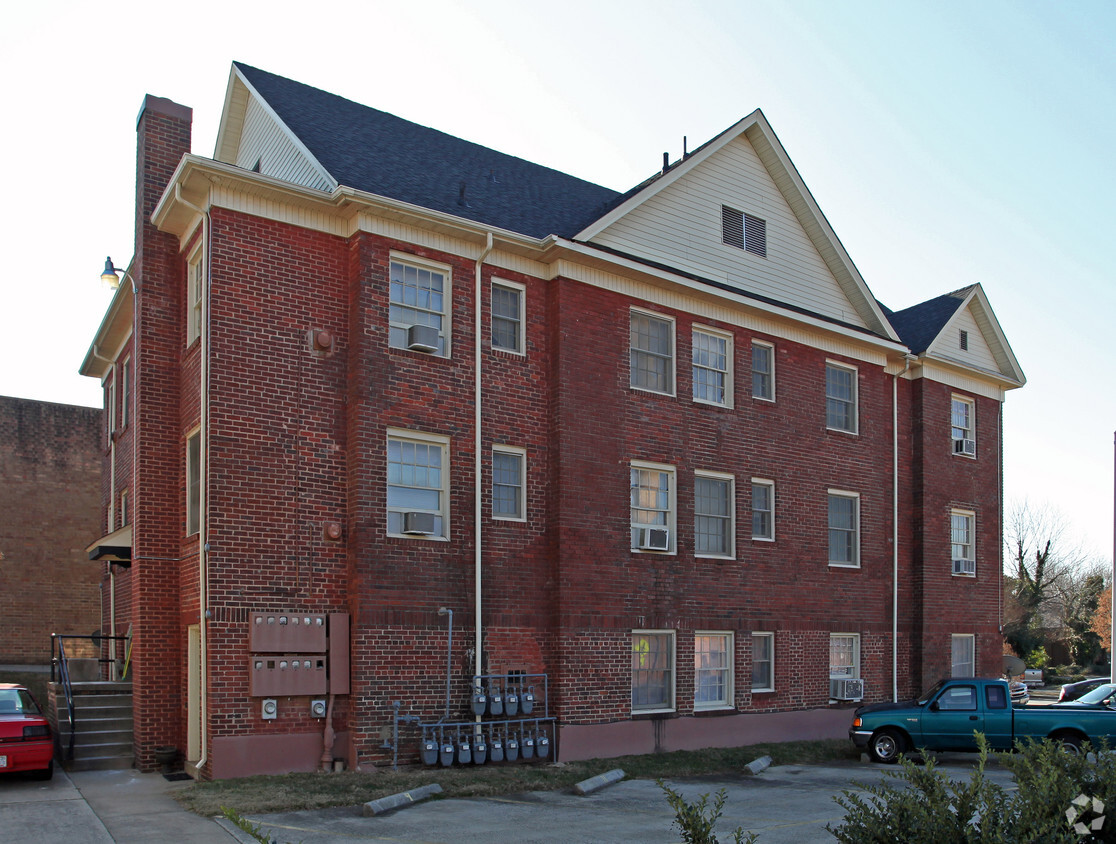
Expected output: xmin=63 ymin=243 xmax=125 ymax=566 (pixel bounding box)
xmin=50 ymin=633 xmax=131 ymax=761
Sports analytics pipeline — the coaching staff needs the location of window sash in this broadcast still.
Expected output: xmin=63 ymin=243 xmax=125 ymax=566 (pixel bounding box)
xmin=630 ymin=465 xmax=673 ymax=549
xmin=630 ymin=312 xmax=674 ymax=394
xmin=951 ymin=512 xmax=974 ymax=560
xmin=694 ymin=634 xmax=732 ymax=707
xmin=751 ymin=342 xmax=773 ymax=400
xmin=188 ymin=250 xmax=203 ymax=345
xmin=692 ymin=329 xmax=729 ymax=406
xmin=751 ymin=633 xmax=773 ymax=691
xmin=387 ymin=435 xmax=446 ymax=535
xmin=826 ymin=364 xmax=856 ymax=432
xmin=694 ymin=475 xmax=732 ymax=557
xmin=492 ymin=449 xmax=524 ymax=519
xmin=951 ymin=635 xmax=975 ymax=677
xmin=389 ymin=260 xmax=447 ymax=354
xmin=829 ymin=635 xmax=859 ymax=678
xmin=828 ymin=494 xmax=859 ymax=566
xmin=951 ymin=398 xmax=973 ymax=440
xmin=186 ymin=433 xmax=201 ymax=536
xmin=632 ymin=632 xmax=674 ymax=710
xmin=491 ymin=283 xmax=522 ymax=352
xmin=751 ymin=481 xmax=774 ymax=540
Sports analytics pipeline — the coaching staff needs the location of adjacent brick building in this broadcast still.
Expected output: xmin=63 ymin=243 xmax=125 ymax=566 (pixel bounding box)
xmin=81 ymin=63 xmax=1025 ymax=778
xmin=0 ymin=396 xmax=102 ymax=664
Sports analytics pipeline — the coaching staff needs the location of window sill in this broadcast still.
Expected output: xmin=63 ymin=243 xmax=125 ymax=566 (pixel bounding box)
xmin=693 ymin=705 xmax=736 ymax=715
xmin=751 ymin=536 xmax=775 ymax=543
xmin=751 ymin=688 xmax=775 ymax=695
xmin=631 ymin=708 xmax=676 ymax=718
xmin=828 ymin=562 xmax=861 ymax=569
xmin=826 ymin=427 xmax=859 ymax=436
xmin=630 ymin=386 xmax=676 ymax=399
xmin=388 ymin=533 xmax=450 ymax=542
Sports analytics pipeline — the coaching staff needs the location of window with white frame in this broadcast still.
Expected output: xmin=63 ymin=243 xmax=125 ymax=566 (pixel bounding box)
xmin=951 ymin=396 xmax=976 ymax=456
xmin=825 ymin=362 xmax=857 ymax=433
xmin=694 ymin=632 xmax=733 ymax=709
xmin=632 ymin=630 xmax=675 ymax=712
xmin=492 ymin=446 xmax=526 ymax=520
xmin=387 ymin=430 xmax=449 ymax=538
xmin=751 ymin=340 xmax=774 ymax=401
xmin=106 ymin=375 xmax=116 ymax=437
xmin=630 ymin=310 xmax=674 ymax=395
xmin=951 ymin=634 xmax=975 ymax=677
xmin=630 ymin=462 xmax=675 ymax=552
xmin=187 ymin=244 xmax=203 ymax=346
xmin=491 ymin=280 xmax=524 ymax=354
xmin=692 ymin=327 xmax=732 ymax=407
xmin=828 ymin=491 xmax=860 ymax=567
xmin=694 ymin=472 xmax=734 ymax=558
xmin=389 ymin=255 xmax=450 ymax=356
xmin=751 ymin=479 xmax=774 ymax=541
xmin=951 ymin=510 xmax=976 ymax=576
xmin=186 ymin=430 xmax=201 ymax=537
xmin=829 ymin=633 xmax=860 ymax=679
xmin=751 ymin=632 xmax=774 ymax=692
xmin=120 ymin=489 xmax=129 ymax=528
xmin=119 ymin=357 xmax=130 ymax=430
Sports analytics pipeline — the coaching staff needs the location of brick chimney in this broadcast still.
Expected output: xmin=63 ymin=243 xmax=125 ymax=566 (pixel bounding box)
xmin=133 ymin=95 xmax=192 ymax=284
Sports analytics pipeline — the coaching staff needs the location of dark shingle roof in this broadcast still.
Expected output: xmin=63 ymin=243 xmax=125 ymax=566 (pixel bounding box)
xmin=884 ymin=291 xmax=968 ymax=354
xmin=235 ymin=63 xmax=621 ymax=239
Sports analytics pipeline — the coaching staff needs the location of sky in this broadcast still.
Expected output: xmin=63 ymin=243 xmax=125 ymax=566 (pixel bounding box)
xmin=3 ymin=0 xmax=1114 ymax=561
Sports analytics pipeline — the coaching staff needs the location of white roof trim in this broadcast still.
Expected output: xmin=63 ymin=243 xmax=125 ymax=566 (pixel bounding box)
xmin=924 ymin=284 xmax=1026 ymax=387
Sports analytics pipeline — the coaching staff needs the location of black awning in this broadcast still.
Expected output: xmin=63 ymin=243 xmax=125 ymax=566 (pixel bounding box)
xmin=88 ymin=545 xmax=131 ymax=565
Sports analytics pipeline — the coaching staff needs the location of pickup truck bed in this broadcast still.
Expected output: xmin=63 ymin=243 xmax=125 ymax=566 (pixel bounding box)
xmin=850 ymin=678 xmax=1116 ymax=763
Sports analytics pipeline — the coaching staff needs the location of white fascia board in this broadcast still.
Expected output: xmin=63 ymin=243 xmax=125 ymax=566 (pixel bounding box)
xmin=80 ymin=275 xmax=134 ymax=378
xmin=225 ymin=63 xmax=339 ymax=192
xmin=925 ymin=285 xmax=1026 ymax=386
xmin=554 ymin=238 xmax=908 ymax=356
xmin=213 ymin=64 xmax=245 ymax=163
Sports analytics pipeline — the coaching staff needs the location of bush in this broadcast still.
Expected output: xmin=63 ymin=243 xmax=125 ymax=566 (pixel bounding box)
xmin=658 ymin=779 xmax=757 ymax=844
xmin=829 ymin=735 xmax=1116 ymax=843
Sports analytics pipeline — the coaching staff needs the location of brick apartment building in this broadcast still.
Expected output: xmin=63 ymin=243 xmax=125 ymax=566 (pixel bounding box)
xmin=0 ymin=396 xmax=102 ymax=664
xmin=80 ymin=62 xmax=1024 ymax=779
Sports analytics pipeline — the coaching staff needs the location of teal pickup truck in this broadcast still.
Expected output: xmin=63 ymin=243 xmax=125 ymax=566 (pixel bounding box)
xmin=850 ymin=678 xmax=1116 ymax=763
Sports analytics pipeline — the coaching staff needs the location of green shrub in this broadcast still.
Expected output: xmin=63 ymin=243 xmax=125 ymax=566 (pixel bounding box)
xmin=829 ymin=735 xmax=1116 ymax=843
xmin=658 ymin=779 xmax=756 ymax=844
xmin=1025 ymin=646 xmax=1049 ymax=670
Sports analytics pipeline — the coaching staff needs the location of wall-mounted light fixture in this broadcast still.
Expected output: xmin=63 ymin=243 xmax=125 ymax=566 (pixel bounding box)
xmin=100 ymin=256 xmax=139 ymax=291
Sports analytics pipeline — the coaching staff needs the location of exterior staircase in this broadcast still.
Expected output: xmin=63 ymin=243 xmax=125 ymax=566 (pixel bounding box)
xmin=52 ymin=681 xmax=134 ymax=771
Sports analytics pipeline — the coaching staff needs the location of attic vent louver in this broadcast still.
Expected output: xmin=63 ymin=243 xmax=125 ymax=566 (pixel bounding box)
xmin=722 ymin=206 xmax=767 ymax=258
xmin=959 ymin=329 xmax=968 ymax=351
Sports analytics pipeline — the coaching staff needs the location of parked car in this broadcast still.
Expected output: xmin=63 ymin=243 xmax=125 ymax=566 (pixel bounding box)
xmin=1009 ymin=680 xmax=1030 ymax=706
xmin=0 ymin=684 xmax=54 ymax=780
xmin=1058 ymin=677 xmax=1111 ymax=703
xmin=1053 ymin=683 xmax=1116 ymax=710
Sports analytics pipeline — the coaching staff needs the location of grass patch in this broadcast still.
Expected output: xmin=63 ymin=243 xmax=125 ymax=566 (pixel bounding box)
xmin=0 ymin=670 xmax=50 ymax=707
xmin=175 ymin=739 xmax=855 ymax=816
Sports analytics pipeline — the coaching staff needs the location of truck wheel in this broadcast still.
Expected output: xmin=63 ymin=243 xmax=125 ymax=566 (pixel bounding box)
xmin=868 ymin=729 xmax=906 ymax=764
xmin=1054 ymin=733 xmax=1084 ymax=755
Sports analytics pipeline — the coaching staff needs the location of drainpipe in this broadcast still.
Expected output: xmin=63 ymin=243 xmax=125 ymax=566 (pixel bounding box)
xmin=892 ymin=354 xmax=916 ymax=701
xmin=177 ymin=185 xmax=210 ymax=773
xmin=474 ymin=233 xmax=494 ymax=687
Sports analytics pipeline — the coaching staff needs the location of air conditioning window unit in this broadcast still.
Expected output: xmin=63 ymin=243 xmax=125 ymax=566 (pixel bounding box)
xmin=402 ymin=511 xmax=436 ymax=535
xmin=830 ymin=678 xmax=864 ymax=701
xmin=406 ymin=324 xmax=439 ymax=353
xmin=952 ymin=558 xmax=976 ymax=576
xmin=639 ymin=527 xmax=670 ymax=551
xmin=953 ymin=438 xmax=976 ymax=456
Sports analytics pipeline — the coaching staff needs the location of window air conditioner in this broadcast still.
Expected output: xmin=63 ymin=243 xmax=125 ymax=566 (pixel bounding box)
xmin=952 ymin=558 xmax=976 ymax=576
xmin=639 ymin=528 xmax=670 ymax=551
xmin=402 ymin=512 xmax=436 ymax=535
xmin=953 ymin=438 xmax=976 ymax=456
xmin=406 ymin=324 xmax=439 ymax=353
xmin=830 ymin=678 xmax=864 ymax=701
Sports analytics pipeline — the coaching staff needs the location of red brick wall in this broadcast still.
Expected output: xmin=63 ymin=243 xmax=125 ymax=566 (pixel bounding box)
xmin=0 ymin=397 xmax=102 ymax=664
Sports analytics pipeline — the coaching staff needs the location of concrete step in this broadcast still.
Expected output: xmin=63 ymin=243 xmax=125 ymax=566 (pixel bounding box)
xmin=59 ymin=727 xmax=134 ymax=746
xmin=57 ymin=715 xmax=134 ymax=734
xmin=65 ymin=753 xmax=134 ymax=772
xmin=66 ymin=737 xmax=134 ymax=758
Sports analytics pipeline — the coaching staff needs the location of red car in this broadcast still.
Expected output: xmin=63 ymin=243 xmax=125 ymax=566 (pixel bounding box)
xmin=0 ymin=684 xmax=54 ymax=780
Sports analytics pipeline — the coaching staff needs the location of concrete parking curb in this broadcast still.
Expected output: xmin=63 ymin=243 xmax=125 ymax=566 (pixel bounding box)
xmin=363 ymin=783 xmax=443 ymax=816
xmin=746 ymin=755 xmax=773 ymax=774
xmin=574 ymin=768 xmax=626 ymax=795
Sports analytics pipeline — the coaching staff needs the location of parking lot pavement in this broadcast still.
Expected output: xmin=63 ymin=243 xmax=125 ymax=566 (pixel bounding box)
xmin=0 ymin=768 xmax=113 ymax=843
xmin=228 ymin=756 xmax=1017 ymax=844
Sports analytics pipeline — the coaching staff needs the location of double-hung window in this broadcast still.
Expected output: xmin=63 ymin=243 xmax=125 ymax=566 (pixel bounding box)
xmin=692 ymin=327 xmax=732 ymax=407
xmin=951 ymin=634 xmax=975 ymax=677
xmin=828 ymin=490 xmax=860 ymax=567
xmin=491 ymin=280 xmax=524 ymax=354
xmin=492 ymin=446 xmax=526 ymax=520
xmin=951 ymin=510 xmax=976 ymax=576
xmin=751 ymin=632 xmax=774 ymax=692
xmin=751 ymin=341 xmax=774 ymax=400
xmin=106 ymin=375 xmax=116 ymax=438
xmin=387 ymin=430 xmax=449 ymax=538
xmin=630 ymin=462 xmax=675 ymax=552
xmin=951 ymin=396 xmax=976 ymax=457
xmin=825 ymin=362 xmax=857 ymax=433
xmin=119 ymin=357 xmax=130 ymax=430
xmin=630 ymin=310 xmax=674 ymax=395
xmin=389 ymin=255 xmax=450 ymax=356
xmin=694 ymin=471 xmax=734 ymax=558
xmin=751 ymin=479 xmax=774 ymax=541
xmin=694 ymin=632 xmax=733 ymax=709
xmin=187 ymin=244 xmax=203 ymax=346
xmin=632 ymin=631 xmax=675 ymax=712
xmin=829 ymin=634 xmax=860 ymax=679
xmin=186 ymin=430 xmax=201 ymax=537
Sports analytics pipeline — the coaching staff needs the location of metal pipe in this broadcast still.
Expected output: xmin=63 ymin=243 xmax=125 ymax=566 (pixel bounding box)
xmin=892 ymin=355 xmax=915 ymax=701
xmin=473 ymin=233 xmax=494 ymax=691
xmin=438 ymin=607 xmax=453 ymax=721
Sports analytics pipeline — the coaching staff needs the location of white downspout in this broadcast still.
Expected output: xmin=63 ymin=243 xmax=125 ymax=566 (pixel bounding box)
xmin=892 ymin=354 xmax=915 ymax=701
xmin=474 ymin=233 xmax=494 ymax=687
xmin=177 ymin=186 xmax=210 ymax=773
